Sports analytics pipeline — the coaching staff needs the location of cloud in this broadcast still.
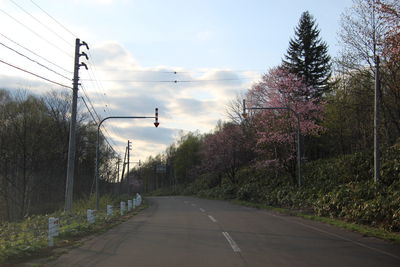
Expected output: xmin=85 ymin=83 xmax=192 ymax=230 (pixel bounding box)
xmin=172 ymin=98 xmax=217 ymax=116
xmin=90 ymin=41 xmax=138 ymax=67
xmin=0 ymin=74 xmax=66 ymax=95
xmin=0 ymin=40 xmax=260 ymax=161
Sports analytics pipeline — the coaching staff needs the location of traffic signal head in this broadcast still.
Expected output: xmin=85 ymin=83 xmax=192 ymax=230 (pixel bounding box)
xmin=154 ymin=108 xmax=159 ymax=127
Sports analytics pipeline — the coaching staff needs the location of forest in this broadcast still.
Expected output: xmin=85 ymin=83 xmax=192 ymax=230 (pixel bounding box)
xmin=0 ymin=90 xmax=118 ymax=221
xmin=0 ymin=0 xmax=399 ymax=233
xmin=134 ymin=0 xmax=400 ymax=231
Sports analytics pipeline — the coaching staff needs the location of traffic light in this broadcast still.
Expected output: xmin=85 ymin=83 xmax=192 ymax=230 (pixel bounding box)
xmin=154 ymin=108 xmax=159 ymax=127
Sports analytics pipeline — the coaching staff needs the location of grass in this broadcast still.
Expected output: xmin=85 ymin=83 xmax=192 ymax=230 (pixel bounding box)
xmin=0 ymin=196 xmax=148 ymax=265
xmin=232 ymin=199 xmax=400 ymax=244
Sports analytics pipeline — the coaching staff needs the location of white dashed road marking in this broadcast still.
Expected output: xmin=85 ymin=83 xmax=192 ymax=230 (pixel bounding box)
xmin=222 ymin=232 xmax=241 ymax=252
xmin=208 ymin=215 xmax=217 ymax=223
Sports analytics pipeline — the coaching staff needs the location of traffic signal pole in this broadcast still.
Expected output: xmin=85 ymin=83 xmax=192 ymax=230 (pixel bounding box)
xmin=95 ymin=113 xmax=159 ymax=210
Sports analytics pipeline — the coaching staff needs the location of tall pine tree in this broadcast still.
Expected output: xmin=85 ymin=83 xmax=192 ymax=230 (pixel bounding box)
xmin=283 ymin=11 xmax=331 ymax=101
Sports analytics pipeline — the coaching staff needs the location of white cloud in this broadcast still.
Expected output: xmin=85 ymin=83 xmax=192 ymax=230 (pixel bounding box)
xmin=0 ymin=34 xmax=261 ymax=163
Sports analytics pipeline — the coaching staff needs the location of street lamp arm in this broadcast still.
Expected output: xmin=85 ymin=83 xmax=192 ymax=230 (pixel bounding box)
xmin=245 ymin=106 xmax=299 ymax=117
xmin=242 ymin=99 xmax=301 ymax=187
xmin=95 ymin=110 xmax=159 ymax=210
xmin=99 ymin=116 xmax=157 ymax=127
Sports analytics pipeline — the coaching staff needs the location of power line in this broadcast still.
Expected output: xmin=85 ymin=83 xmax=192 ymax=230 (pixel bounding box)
xmin=86 ymin=61 xmax=111 ymax=115
xmin=79 ymin=96 xmax=119 ymax=155
xmin=80 ymin=84 xmax=101 ymax=121
xmin=79 ymin=95 xmax=98 ymax=124
xmin=0 ymin=58 xmax=72 ymax=88
xmin=85 ymin=51 xmax=128 ymax=144
xmin=0 ymin=40 xmax=71 ymax=81
xmin=80 ymin=84 xmax=122 ymax=155
xmin=30 ymin=0 xmax=77 ymax=38
xmin=87 ymin=50 xmax=113 ymax=113
xmin=0 ymin=32 xmax=72 ymax=74
xmin=92 ymin=67 xmax=265 ymax=74
xmin=0 ymin=8 xmax=73 ymax=58
xmin=9 ymin=0 xmax=73 ymax=47
xmin=80 ymin=78 xmax=256 ymax=83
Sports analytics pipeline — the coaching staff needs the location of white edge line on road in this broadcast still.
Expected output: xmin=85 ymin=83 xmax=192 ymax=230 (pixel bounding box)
xmin=199 ymin=208 xmax=205 ymax=212
xmin=222 ymin=232 xmax=241 ymax=252
xmin=208 ymin=215 xmax=217 ymax=223
xmin=191 ymin=203 xmax=196 ymax=207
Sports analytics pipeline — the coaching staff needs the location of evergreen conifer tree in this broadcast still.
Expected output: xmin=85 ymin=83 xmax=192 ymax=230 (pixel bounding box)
xmin=283 ymin=11 xmax=331 ymax=100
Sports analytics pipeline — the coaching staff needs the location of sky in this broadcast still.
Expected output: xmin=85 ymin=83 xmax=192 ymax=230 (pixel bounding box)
xmin=0 ymin=0 xmax=354 ymax=165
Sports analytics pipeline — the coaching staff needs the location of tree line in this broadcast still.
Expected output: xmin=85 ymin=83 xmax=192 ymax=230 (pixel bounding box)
xmin=136 ymin=0 xmax=399 ymax=195
xmin=0 ymin=90 xmax=117 ymax=221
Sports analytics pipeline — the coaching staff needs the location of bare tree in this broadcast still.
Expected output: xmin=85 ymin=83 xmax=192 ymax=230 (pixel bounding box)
xmin=337 ymin=0 xmax=388 ymax=74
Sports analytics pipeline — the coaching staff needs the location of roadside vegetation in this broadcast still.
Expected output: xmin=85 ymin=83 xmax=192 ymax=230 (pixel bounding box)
xmin=0 ymin=0 xmax=399 ymax=263
xmin=0 ymin=194 xmax=144 ymax=264
xmin=138 ymin=0 xmax=400 ymax=239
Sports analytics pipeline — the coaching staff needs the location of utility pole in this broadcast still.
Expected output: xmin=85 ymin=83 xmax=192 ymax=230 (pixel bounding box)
xmin=127 ymin=140 xmax=132 ymax=196
xmin=374 ymin=56 xmax=381 ymax=183
xmin=119 ymin=145 xmax=128 ymax=194
xmin=65 ymin=38 xmax=89 ymax=211
xmin=116 ymin=157 xmax=121 ymax=183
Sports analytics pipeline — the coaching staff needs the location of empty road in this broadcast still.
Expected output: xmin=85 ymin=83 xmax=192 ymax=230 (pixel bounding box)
xmin=46 ymin=196 xmax=400 ymax=267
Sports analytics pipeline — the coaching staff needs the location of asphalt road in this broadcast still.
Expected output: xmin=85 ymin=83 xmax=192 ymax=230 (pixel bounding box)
xmin=46 ymin=196 xmax=400 ymax=267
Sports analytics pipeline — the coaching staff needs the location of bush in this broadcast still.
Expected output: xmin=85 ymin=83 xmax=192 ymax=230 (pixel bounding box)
xmin=0 ymin=194 xmax=138 ymax=264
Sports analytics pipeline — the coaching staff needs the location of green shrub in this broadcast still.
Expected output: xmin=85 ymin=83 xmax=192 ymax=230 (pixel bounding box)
xmin=0 ymin=194 xmax=138 ymax=264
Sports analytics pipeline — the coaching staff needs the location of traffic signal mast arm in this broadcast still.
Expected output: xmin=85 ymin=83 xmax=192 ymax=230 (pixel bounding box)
xmin=242 ymin=99 xmax=301 ymax=187
xmin=95 ymin=108 xmax=160 ymax=210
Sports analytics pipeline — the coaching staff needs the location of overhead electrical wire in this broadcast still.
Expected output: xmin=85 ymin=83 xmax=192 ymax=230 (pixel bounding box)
xmin=30 ymin=0 xmax=77 ymax=38
xmin=1 ymin=1 xmax=121 ymax=156
xmin=86 ymin=50 xmax=128 ymax=141
xmin=92 ymin=68 xmax=265 ymax=74
xmin=80 ymin=84 xmax=101 ymax=122
xmin=79 ymin=96 xmax=119 ymax=155
xmin=80 ymin=78 xmax=256 ymax=83
xmin=9 ymin=0 xmax=73 ymax=47
xmin=80 ymin=84 xmax=122 ymax=155
xmin=0 ymin=58 xmax=71 ymax=88
xmin=86 ymin=63 xmax=110 ymax=114
xmin=0 ymin=40 xmax=71 ymax=81
xmin=79 ymin=96 xmax=98 ymax=124
xmin=0 ymin=8 xmax=73 ymax=58
xmin=0 ymin=32 xmax=72 ymax=74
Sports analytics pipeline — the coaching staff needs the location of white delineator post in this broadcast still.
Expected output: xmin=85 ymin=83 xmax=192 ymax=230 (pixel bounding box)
xmin=87 ymin=209 xmax=96 ymax=224
xmin=48 ymin=217 xmax=59 ymax=247
xmin=107 ymin=205 xmax=113 ymax=216
xmin=132 ymin=198 xmax=136 ymax=209
xmin=120 ymin=201 xmax=126 ymax=215
xmin=128 ymin=200 xmax=132 ymax=211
